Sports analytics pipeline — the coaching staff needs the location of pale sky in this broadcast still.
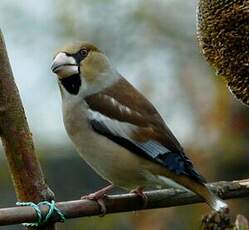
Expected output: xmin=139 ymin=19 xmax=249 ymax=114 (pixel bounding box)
xmin=0 ymin=0 xmax=200 ymax=150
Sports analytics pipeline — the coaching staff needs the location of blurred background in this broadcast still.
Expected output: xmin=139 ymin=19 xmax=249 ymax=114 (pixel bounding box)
xmin=0 ymin=0 xmax=248 ymax=229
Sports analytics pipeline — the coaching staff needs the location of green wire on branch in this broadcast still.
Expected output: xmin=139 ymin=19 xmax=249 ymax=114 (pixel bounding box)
xmin=16 ymin=200 xmax=66 ymax=227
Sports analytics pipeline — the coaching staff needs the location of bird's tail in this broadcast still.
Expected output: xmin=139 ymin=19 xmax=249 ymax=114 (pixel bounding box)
xmin=209 ymin=196 xmax=228 ymax=212
xmin=187 ymin=180 xmax=227 ymax=211
xmin=170 ymin=174 xmax=228 ymax=211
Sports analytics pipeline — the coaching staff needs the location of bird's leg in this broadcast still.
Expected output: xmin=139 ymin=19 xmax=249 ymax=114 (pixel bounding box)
xmin=81 ymin=184 xmax=114 ymax=200
xmin=81 ymin=184 xmax=113 ymax=215
xmin=130 ymin=186 xmax=148 ymax=208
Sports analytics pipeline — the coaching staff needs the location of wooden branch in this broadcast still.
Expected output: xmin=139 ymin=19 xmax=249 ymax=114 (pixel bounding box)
xmin=0 ymin=30 xmax=56 ymax=229
xmin=0 ymin=179 xmax=248 ymax=226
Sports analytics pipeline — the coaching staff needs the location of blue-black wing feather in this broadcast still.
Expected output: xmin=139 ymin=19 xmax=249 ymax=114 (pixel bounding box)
xmin=89 ymin=118 xmax=206 ymax=184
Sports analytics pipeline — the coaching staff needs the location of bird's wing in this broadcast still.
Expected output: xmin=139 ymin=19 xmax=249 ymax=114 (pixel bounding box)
xmin=84 ymin=77 xmax=206 ymax=183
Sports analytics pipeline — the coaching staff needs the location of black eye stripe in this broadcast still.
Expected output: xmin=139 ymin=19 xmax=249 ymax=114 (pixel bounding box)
xmin=69 ymin=49 xmax=88 ymax=64
xmin=71 ymin=52 xmax=84 ymax=63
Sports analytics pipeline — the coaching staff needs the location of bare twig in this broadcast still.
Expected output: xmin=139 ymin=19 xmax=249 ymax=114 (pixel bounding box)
xmin=0 ymin=30 xmax=55 ymax=229
xmin=0 ymin=179 xmax=248 ymax=226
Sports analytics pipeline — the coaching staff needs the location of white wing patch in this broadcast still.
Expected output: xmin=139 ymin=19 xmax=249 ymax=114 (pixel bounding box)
xmin=102 ymin=95 xmax=135 ymax=115
xmin=87 ymin=109 xmax=136 ymax=138
xmin=87 ymin=109 xmax=170 ymax=158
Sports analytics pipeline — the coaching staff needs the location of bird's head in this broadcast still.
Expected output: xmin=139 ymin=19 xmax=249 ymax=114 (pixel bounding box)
xmin=51 ymin=41 xmax=118 ymax=97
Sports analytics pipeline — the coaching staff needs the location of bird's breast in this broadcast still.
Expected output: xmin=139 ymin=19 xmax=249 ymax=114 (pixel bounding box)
xmin=62 ymin=99 xmax=160 ymax=190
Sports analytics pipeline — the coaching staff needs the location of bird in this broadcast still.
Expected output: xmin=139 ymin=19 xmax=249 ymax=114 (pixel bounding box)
xmin=51 ymin=41 xmax=227 ymax=212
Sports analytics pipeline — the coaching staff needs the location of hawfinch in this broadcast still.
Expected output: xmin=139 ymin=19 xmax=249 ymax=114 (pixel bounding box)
xmin=51 ymin=41 xmax=227 ymax=212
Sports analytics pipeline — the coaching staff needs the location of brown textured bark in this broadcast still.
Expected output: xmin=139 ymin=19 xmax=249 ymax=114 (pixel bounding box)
xmin=0 ymin=30 xmax=55 ymax=229
xmin=0 ymin=179 xmax=248 ymax=226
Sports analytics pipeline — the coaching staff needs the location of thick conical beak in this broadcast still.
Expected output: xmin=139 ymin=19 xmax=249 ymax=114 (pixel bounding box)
xmin=51 ymin=52 xmax=78 ymax=79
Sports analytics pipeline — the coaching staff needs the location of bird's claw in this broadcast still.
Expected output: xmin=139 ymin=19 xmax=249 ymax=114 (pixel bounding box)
xmin=81 ymin=193 xmax=108 ymax=216
xmin=80 ymin=184 xmax=113 ymax=216
xmin=130 ymin=187 xmax=148 ymax=208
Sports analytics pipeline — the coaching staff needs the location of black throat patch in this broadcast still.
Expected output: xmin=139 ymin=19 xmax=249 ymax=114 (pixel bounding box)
xmin=60 ymin=75 xmax=81 ymax=95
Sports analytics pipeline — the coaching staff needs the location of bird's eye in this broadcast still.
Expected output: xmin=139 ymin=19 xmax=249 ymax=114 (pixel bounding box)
xmin=79 ymin=48 xmax=88 ymax=57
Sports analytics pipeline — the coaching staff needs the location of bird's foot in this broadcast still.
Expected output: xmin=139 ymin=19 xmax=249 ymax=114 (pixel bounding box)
xmin=81 ymin=184 xmax=114 ymax=215
xmin=130 ymin=187 xmax=148 ymax=208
